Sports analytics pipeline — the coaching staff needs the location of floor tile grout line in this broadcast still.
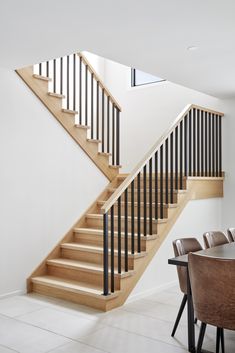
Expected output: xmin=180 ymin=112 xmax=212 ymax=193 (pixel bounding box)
xmin=0 ymin=343 xmax=20 ymax=353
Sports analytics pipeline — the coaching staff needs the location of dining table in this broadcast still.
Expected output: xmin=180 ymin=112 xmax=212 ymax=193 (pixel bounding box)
xmin=168 ymin=242 xmax=235 ymax=353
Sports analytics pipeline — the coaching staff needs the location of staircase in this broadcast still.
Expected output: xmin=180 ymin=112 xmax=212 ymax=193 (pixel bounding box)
xmin=17 ymin=53 xmax=224 ymax=311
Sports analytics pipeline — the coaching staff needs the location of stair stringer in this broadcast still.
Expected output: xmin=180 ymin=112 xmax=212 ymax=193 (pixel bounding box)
xmin=16 ymin=66 xmax=118 ymax=181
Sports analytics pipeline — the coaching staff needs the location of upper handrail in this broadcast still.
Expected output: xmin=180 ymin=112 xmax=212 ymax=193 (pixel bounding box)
xmin=78 ymin=53 xmax=122 ymax=112
xmin=100 ymin=104 xmax=224 ymax=214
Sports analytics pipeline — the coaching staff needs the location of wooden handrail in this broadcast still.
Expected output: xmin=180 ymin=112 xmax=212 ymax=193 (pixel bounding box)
xmin=78 ymin=53 xmax=122 ymax=112
xmin=100 ymin=104 xmax=224 ymax=214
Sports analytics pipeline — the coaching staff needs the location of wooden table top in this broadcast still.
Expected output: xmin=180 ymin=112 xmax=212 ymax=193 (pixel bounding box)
xmin=168 ymin=242 xmax=235 ymax=267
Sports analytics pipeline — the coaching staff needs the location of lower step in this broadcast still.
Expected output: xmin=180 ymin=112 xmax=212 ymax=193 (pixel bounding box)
xmin=31 ymin=275 xmax=119 ymax=311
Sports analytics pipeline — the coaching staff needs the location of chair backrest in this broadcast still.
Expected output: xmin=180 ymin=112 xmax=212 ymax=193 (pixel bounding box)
xmin=173 ymin=238 xmax=203 ymax=294
xmin=227 ymin=228 xmax=235 ymax=243
xmin=203 ymin=231 xmax=229 ymax=249
xmin=188 ymin=253 xmax=235 ymax=330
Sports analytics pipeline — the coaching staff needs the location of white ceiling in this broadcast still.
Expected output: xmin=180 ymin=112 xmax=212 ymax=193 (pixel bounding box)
xmin=1 ymin=0 xmax=235 ymax=98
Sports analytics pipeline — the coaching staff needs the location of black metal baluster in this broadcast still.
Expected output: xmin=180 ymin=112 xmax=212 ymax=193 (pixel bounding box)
xmin=209 ymin=113 xmax=212 ymax=176
xmin=155 ymin=151 xmax=158 ymax=219
xmin=215 ymin=114 xmax=218 ymax=176
xmin=143 ymin=165 xmax=147 ymax=236
xmin=91 ymin=73 xmax=94 ymax=134
xmin=165 ymin=138 xmax=169 ymax=205
xmin=85 ymin=64 xmax=88 ymax=125
xmin=175 ymin=126 xmax=178 ymax=189
xmin=131 ymin=180 xmax=135 ymax=254
xmin=73 ymin=54 xmax=76 ymax=112
xmin=118 ymin=196 xmax=121 ymax=274
xmin=205 ymin=112 xmax=208 ymax=176
xmin=53 ymin=59 xmax=56 ymax=93
xmin=137 ymin=172 xmax=141 ymax=252
xmin=116 ymin=109 xmax=120 ymax=166
xmin=112 ymin=104 xmax=115 ymax=165
xmin=219 ymin=116 xmax=222 ymax=177
xmin=170 ymin=132 xmax=174 ymax=203
xmin=46 ymin=61 xmax=49 ymax=78
xmin=212 ymin=114 xmax=215 ymax=176
xmin=102 ymin=88 xmax=105 ymax=153
xmin=124 ymin=188 xmax=128 ymax=272
xmin=193 ymin=109 xmax=196 ymax=176
xmin=184 ymin=115 xmax=188 ymax=177
xmin=201 ymin=110 xmax=204 ymax=176
xmin=107 ymin=97 xmax=110 ymax=153
xmin=39 ymin=63 xmax=42 ymax=75
xmin=149 ymin=158 xmax=153 ymax=235
xmin=180 ymin=120 xmax=183 ymax=189
xmin=160 ymin=144 xmax=164 ymax=218
xmin=189 ymin=110 xmax=192 ymax=176
xmin=197 ymin=110 xmax=200 ymax=176
xmin=60 ymin=57 xmax=63 ymax=95
xmin=103 ymin=213 xmax=109 ymax=295
xmin=79 ymin=56 xmax=82 ymax=124
xmin=96 ymin=81 xmax=99 ymax=140
xmin=110 ymin=206 xmax=115 ymax=292
xmin=67 ymin=55 xmax=69 ymax=110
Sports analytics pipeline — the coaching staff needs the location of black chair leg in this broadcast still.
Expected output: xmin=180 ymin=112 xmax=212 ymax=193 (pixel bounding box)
xmin=216 ymin=327 xmax=221 ymax=353
xmin=194 ymin=318 xmax=198 ymax=324
xmin=221 ymin=328 xmax=225 ymax=353
xmin=171 ymin=294 xmax=187 ymax=337
xmin=216 ymin=327 xmax=225 ymax=353
xmin=197 ymin=322 xmax=207 ymax=353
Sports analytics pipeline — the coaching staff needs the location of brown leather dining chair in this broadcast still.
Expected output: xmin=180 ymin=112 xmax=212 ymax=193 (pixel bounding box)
xmin=171 ymin=238 xmax=203 ymax=337
xmin=227 ymin=228 xmax=235 ymax=242
xmin=203 ymin=231 xmax=229 ymax=249
xmin=189 ymin=252 xmax=235 ymax=353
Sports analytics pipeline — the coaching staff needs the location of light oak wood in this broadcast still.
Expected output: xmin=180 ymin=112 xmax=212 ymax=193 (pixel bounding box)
xmin=33 ymin=74 xmax=51 ymax=82
xmin=48 ymin=92 xmax=65 ymax=98
xmin=62 ymin=108 xmax=78 ymax=115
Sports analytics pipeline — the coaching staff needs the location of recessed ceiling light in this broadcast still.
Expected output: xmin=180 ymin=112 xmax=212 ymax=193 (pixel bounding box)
xmin=187 ymin=46 xmax=199 ymax=51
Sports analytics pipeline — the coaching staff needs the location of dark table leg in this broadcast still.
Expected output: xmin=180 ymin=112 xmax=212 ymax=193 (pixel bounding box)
xmin=187 ymin=268 xmax=195 ymax=352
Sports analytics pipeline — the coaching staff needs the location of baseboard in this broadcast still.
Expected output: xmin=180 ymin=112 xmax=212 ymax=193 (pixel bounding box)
xmin=126 ymin=280 xmax=178 ymax=304
xmin=0 ymin=289 xmax=26 ymax=300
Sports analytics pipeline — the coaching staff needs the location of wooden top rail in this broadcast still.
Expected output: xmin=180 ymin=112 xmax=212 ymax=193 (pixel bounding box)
xmin=101 ymin=104 xmax=224 ymax=214
xmin=78 ymin=53 xmax=122 ymax=112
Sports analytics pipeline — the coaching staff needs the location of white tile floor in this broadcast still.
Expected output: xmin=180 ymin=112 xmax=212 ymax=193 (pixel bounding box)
xmin=0 ymin=285 xmax=234 ymax=353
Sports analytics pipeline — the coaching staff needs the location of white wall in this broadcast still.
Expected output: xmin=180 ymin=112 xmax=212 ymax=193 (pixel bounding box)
xmin=0 ymin=67 xmax=107 ymax=297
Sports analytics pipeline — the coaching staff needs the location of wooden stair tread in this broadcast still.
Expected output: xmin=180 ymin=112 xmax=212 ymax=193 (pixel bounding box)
xmin=62 ymin=108 xmax=78 ymax=115
xmin=31 ymin=275 xmax=119 ymax=299
xmin=87 ymin=139 xmax=101 ymax=143
xmin=109 ymin=165 xmax=122 ymax=169
xmin=74 ymin=227 xmax=158 ymax=240
xmin=33 ymin=74 xmax=51 ymax=82
xmin=86 ymin=213 xmax=167 ymax=223
xmin=75 ymin=124 xmax=90 ymax=129
xmin=117 ymin=175 xmax=187 ymax=180
xmin=97 ymin=200 xmax=178 ymax=208
xmin=98 ymin=152 xmax=112 ymax=156
xmin=47 ymin=258 xmax=135 ymax=277
xmin=107 ymin=187 xmax=182 ymax=193
xmin=48 ymin=92 xmax=65 ymax=98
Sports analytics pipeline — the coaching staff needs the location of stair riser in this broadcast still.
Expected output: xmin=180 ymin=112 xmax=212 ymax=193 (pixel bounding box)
xmin=47 ymin=265 xmax=120 ymax=290
xmin=73 ymin=233 xmax=146 ymax=252
xmin=97 ymin=204 xmax=168 ymax=218
xmin=86 ymin=217 xmax=158 ymax=234
xmin=107 ymin=192 xmax=178 ymax=203
xmin=61 ymin=248 xmax=134 ymax=269
xmin=116 ymin=178 xmax=187 ymax=189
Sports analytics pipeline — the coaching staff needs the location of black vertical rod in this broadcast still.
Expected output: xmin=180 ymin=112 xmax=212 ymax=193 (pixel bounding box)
xmin=175 ymin=126 xmax=179 ymax=189
xmin=205 ymin=112 xmax=208 ymax=176
xmin=53 ymin=59 xmax=56 ymax=93
xmin=73 ymin=54 xmax=76 ymax=112
xmin=165 ymin=138 xmax=169 ymax=205
xmin=170 ymin=132 xmax=174 ymax=203
xmin=39 ymin=63 xmax=42 ymax=75
xmin=137 ymin=173 xmax=141 ymax=252
xmin=110 ymin=206 xmax=115 ymax=292
xmin=160 ymin=145 xmax=164 ymax=218
xmin=107 ymin=97 xmax=110 ymax=153
xmin=215 ymin=114 xmax=219 ymax=176
xmin=67 ymin=55 xmax=69 ymax=110
xmin=96 ymin=81 xmax=99 ymax=140
xmin=180 ymin=120 xmax=183 ymax=189
xmin=116 ymin=109 xmax=120 ymax=166
xmin=131 ymin=180 xmax=135 ymax=254
xmin=85 ymin=65 xmax=88 ymax=125
xmin=201 ymin=110 xmax=204 ymax=176
xmin=197 ymin=110 xmax=200 ymax=176
xmin=79 ymin=56 xmax=82 ymax=124
xmin=112 ymin=104 xmax=115 ymax=165
xmin=188 ymin=110 xmax=192 ymax=176
xmin=117 ymin=197 xmax=122 ymax=274
xmin=212 ymin=114 xmax=215 ymax=176
xmin=46 ymin=61 xmax=49 ymax=78
xmin=102 ymin=88 xmax=105 ymax=153
xmin=193 ymin=109 xmax=196 ymax=176
xmin=103 ymin=213 xmax=109 ymax=295
xmin=219 ymin=116 xmax=222 ymax=177
xmin=60 ymin=57 xmax=63 ymax=95
xmin=143 ymin=165 xmax=147 ymax=236
xmin=149 ymin=158 xmax=153 ymax=235
xmin=155 ymin=151 xmax=159 ymax=220
xmin=91 ymin=73 xmax=94 ymax=134
xmin=209 ymin=113 xmax=212 ymax=177
xmin=124 ymin=189 xmax=128 ymax=272
xmin=184 ymin=115 xmax=188 ymax=177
